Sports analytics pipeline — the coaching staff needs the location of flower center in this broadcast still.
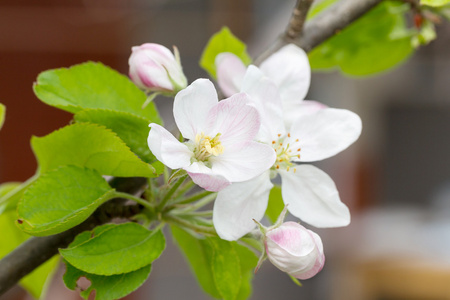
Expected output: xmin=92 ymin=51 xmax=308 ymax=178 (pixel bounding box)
xmin=271 ymin=133 xmax=301 ymax=172
xmin=194 ymin=132 xmax=224 ymax=161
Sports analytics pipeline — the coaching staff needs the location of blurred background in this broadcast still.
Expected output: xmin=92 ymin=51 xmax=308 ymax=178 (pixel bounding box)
xmin=1 ymin=0 xmax=450 ymax=299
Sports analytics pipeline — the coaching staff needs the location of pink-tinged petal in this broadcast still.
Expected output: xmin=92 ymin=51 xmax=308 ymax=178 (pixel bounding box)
xmin=184 ymin=162 xmax=231 ymax=192
xmin=260 ymin=44 xmax=310 ymax=104
xmin=148 ymin=124 xmax=192 ymax=169
xmin=279 ymin=165 xmax=350 ymax=228
xmin=241 ymin=65 xmax=286 ymax=143
xmin=206 ymin=93 xmax=261 ymax=151
xmin=173 ymin=79 xmax=218 ymax=140
xmin=213 ymin=172 xmax=272 ymax=241
xmin=210 ymin=141 xmax=276 ymax=183
xmin=216 ymin=53 xmax=246 ymax=97
xmin=282 ymin=100 xmax=327 ymax=130
xmin=292 ymin=230 xmax=325 ymax=280
xmin=290 ymin=108 xmax=362 ymax=162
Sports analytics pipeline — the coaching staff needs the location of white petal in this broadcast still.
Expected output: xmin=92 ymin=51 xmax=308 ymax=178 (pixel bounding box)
xmin=260 ymin=44 xmax=310 ymax=104
xmin=282 ymin=100 xmax=327 ymax=130
xmin=215 ymin=53 xmax=246 ymax=97
xmin=173 ymin=79 xmax=218 ymax=140
xmin=148 ymin=124 xmax=192 ymax=169
xmin=210 ymin=141 xmax=276 ymax=182
xmin=290 ymin=108 xmax=362 ymax=162
xmin=213 ymin=172 xmax=273 ymax=240
xmin=207 ymin=93 xmax=260 ymax=151
xmin=184 ymin=162 xmax=231 ymax=192
xmin=279 ymin=165 xmax=350 ymax=228
xmin=241 ymin=65 xmax=286 ymax=143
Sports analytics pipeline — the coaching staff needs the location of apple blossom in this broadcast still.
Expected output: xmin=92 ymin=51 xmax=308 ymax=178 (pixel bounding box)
xmin=213 ymin=65 xmax=362 ymax=240
xmin=147 ymin=78 xmax=276 ymax=192
xmin=265 ymin=222 xmax=325 ymax=280
xmin=216 ymin=44 xmax=313 ymax=128
xmin=129 ymin=43 xmax=187 ymax=93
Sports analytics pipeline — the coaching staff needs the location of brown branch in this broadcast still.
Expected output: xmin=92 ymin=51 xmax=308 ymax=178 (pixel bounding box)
xmin=285 ymin=0 xmax=315 ymax=40
xmin=298 ymin=0 xmax=383 ymax=52
xmin=0 ymin=177 xmax=146 ymax=296
xmin=255 ymin=0 xmax=383 ymax=64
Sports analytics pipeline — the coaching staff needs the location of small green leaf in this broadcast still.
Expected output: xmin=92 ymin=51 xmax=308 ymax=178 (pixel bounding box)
xmin=0 ymin=211 xmax=59 ymax=299
xmin=421 ymin=0 xmax=450 ymax=6
xmin=235 ymin=244 xmax=258 ymax=300
xmin=171 ymin=226 xmax=257 ymax=300
xmin=171 ymin=226 xmax=221 ymax=298
xmin=33 ymin=62 xmax=161 ymax=123
xmin=210 ymin=238 xmax=241 ymax=300
xmin=265 ymin=185 xmax=284 ymax=224
xmin=63 ymin=225 xmax=152 ymax=300
xmin=60 ymin=223 xmax=165 ymax=275
xmin=31 ymin=122 xmax=157 ymax=177
xmin=200 ymin=27 xmax=252 ymax=79
xmin=309 ymin=1 xmax=414 ymax=76
xmin=0 ymin=103 xmax=5 ymax=130
xmin=74 ymin=109 xmax=157 ymax=165
xmin=64 ymin=262 xmax=151 ymax=300
xmin=17 ymin=165 xmax=115 ymax=236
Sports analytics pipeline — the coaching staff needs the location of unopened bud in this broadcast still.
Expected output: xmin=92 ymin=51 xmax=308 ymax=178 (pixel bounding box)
xmin=264 ymin=222 xmax=325 ymax=280
xmin=128 ymin=43 xmax=187 ymax=93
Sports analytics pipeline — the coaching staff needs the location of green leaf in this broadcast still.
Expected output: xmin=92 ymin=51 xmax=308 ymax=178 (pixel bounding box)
xmin=74 ymin=109 xmax=157 ymax=165
xmin=33 ymin=62 xmax=161 ymax=123
xmin=265 ymin=185 xmax=284 ymax=224
xmin=63 ymin=226 xmax=152 ymax=300
xmin=60 ymin=223 xmax=165 ymax=275
xmin=210 ymin=238 xmax=241 ymax=300
xmin=234 ymin=244 xmax=258 ymax=300
xmin=0 ymin=103 xmax=5 ymax=130
xmin=0 ymin=181 xmax=22 ymax=214
xmin=309 ymin=1 xmax=414 ymax=76
xmin=64 ymin=262 xmax=151 ymax=300
xmin=171 ymin=226 xmax=257 ymax=300
xmin=200 ymin=27 xmax=252 ymax=79
xmin=421 ymin=0 xmax=450 ymax=6
xmin=0 ymin=210 xmax=59 ymax=299
xmin=31 ymin=122 xmax=157 ymax=177
xmin=171 ymin=225 xmax=221 ymax=298
xmin=17 ymin=165 xmax=115 ymax=236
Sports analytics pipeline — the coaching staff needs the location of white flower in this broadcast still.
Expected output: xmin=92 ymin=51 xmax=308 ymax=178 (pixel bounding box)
xmin=147 ymin=79 xmax=276 ymax=192
xmin=265 ymin=222 xmax=325 ymax=280
xmin=213 ymin=62 xmax=362 ymax=240
xmin=216 ymin=44 xmax=311 ymax=128
xmin=129 ymin=43 xmax=187 ymax=93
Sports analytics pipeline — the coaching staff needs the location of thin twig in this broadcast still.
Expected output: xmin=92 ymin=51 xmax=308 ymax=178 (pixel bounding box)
xmin=285 ymin=0 xmax=315 ymax=41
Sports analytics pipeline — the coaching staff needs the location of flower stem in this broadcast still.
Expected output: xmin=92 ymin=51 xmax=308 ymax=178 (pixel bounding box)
xmin=113 ymin=191 xmax=154 ymax=211
xmin=164 ymin=214 xmax=217 ymax=236
xmin=158 ymin=175 xmax=187 ymax=210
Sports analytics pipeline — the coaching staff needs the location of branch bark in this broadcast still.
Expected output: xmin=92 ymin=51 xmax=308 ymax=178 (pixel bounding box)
xmin=0 ymin=177 xmax=146 ymax=296
xmin=255 ymin=0 xmax=383 ymax=64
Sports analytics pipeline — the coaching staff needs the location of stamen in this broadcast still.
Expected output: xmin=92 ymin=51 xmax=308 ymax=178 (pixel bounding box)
xmin=287 ymin=133 xmax=291 ymax=137
xmin=286 ymin=166 xmax=290 ymax=171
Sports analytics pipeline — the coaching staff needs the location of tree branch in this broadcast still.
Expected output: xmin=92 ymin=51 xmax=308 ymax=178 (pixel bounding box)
xmin=255 ymin=0 xmax=383 ymax=64
xmin=285 ymin=0 xmax=315 ymax=41
xmin=0 ymin=177 xmax=146 ymax=296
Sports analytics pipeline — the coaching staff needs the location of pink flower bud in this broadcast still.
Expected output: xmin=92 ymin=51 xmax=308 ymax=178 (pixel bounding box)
xmin=128 ymin=43 xmax=187 ymax=93
xmin=265 ymin=222 xmax=325 ymax=280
